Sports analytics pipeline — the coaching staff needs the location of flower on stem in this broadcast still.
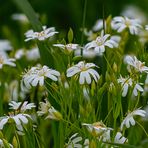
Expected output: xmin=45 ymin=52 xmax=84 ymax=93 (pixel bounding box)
xmin=82 ymin=121 xmax=112 ymax=137
xmin=25 ymin=26 xmax=58 ymax=41
xmin=85 ymin=31 xmax=118 ymax=54
xmin=21 ymin=65 xmax=60 ymax=89
xmin=65 ymin=133 xmax=82 ymax=148
xmin=114 ymin=132 xmax=128 ymax=144
xmin=124 ymin=55 xmax=148 ymax=73
xmin=0 ymin=54 xmax=16 ymax=69
xmin=120 ymin=108 xmax=146 ymax=130
xmin=53 ymin=43 xmax=79 ymax=52
xmin=66 ymin=61 xmax=100 ymax=84
xmin=117 ymin=75 xmax=133 ymax=97
xmin=111 ymin=16 xmax=142 ymax=35
xmin=0 ymin=113 xmax=31 ymax=131
xmin=9 ymin=101 xmax=36 ymax=112
xmin=37 ymin=99 xmax=62 ymax=120
xmin=118 ymin=75 xmax=144 ymax=97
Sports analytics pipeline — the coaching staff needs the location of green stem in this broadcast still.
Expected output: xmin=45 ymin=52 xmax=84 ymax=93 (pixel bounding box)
xmin=81 ymin=0 xmax=88 ymax=56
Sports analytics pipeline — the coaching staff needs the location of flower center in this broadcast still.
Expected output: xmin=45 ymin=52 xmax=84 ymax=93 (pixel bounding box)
xmin=37 ymin=31 xmax=45 ymax=37
xmin=125 ymin=20 xmax=131 ymax=27
xmin=96 ymin=37 xmax=104 ymax=46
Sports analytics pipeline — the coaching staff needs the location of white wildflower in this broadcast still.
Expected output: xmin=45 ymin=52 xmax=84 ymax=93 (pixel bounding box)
xmin=92 ymin=19 xmax=106 ymax=32
xmin=15 ymin=49 xmax=25 ymax=60
xmin=133 ymin=83 xmax=144 ymax=96
xmin=82 ymin=122 xmax=112 ymax=137
xmin=0 ymin=40 xmax=12 ymax=52
xmin=0 ymin=113 xmax=31 ymax=130
xmin=120 ymin=108 xmax=146 ymax=130
xmin=114 ymin=132 xmax=128 ymax=144
xmin=111 ymin=16 xmax=142 ymax=35
xmin=117 ymin=75 xmax=133 ymax=97
xmin=9 ymin=101 xmax=36 ymax=112
xmin=0 ymin=54 xmax=16 ymax=69
xmin=26 ymin=47 xmax=40 ymax=61
xmin=66 ymin=133 xmax=82 ymax=148
xmin=124 ymin=55 xmax=148 ymax=73
xmin=25 ymin=26 xmax=58 ymax=41
xmin=85 ymin=31 xmax=118 ymax=54
xmin=53 ymin=43 xmax=79 ymax=52
xmin=22 ymin=65 xmax=60 ymax=88
xmin=66 ymin=61 xmax=100 ymax=84
xmin=11 ymin=13 xmax=28 ymax=23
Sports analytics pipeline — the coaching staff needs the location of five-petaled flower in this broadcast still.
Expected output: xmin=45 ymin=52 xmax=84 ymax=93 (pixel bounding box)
xmin=66 ymin=61 xmax=100 ymax=84
xmin=25 ymin=26 xmax=58 ymax=41
xmin=111 ymin=16 xmax=142 ymax=35
xmin=124 ymin=55 xmax=148 ymax=73
xmin=85 ymin=31 xmax=118 ymax=54
xmin=21 ymin=65 xmax=60 ymax=89
xmin=120 ymin=108 xmax=146 ymax=130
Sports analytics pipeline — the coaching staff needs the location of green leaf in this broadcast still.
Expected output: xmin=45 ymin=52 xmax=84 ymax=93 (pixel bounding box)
xmin=68 ymin=28 xmax=73 ymax=43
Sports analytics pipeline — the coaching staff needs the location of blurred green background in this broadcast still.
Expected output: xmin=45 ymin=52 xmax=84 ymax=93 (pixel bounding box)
xmin=1 ymin=0 xmax=148 ymax=43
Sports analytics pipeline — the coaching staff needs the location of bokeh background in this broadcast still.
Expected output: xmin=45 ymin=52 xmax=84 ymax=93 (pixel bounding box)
xmin=1 ymin=0 xmax=148 ymax=45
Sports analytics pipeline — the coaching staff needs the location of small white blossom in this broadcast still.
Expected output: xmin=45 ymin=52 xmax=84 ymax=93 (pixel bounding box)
xmin=0 ymin=113 xmax=31 ymax=130
xmin=26 ymin=47 xmax=40 ymax=61
xmin=66 ymin=61 xmax=100 ymax=84
xmin=37 ymin=99 xmax=51 ymax=116
xmin=37 ymin=99 xmax=62 ymax=120
xmin=133 ymin=83 xmax=144 ymax=96
xmin=0 ymin=54 xmax=16 ymax=69
xmin=9 ymin=101 xmax=36 ymax=112
xmin=22 ymin=65 xmax=60 ymax=88
xmin=66 ymin=133 xmax=82 ymax=148
xmin=114 ymin=132 xmax=128 ymax=144
xmin=92 ymin=19 xmax=106 ymax=32
xmin=120 ymin=108 xmax=146 ymax=130
xmin=11 ymin=13 xmax=28 ymax=23
xmin=53 ymin=43 xmax=79 ymax=52
xmin=25 ymin=26 xmax=58 ymax=41
xmin=124 ymin=55 xmax=148 ymax=73
xmin=82 ymin=122 xmax=112 ymax=137
xmin=85 ymin=31 xmax=118 ymax=54
xmin=118 ymin=75 xmax=133 ymax=97
xmin=15 ymin=49 xmax=25 ymax=59
xmin=111 ymin=16 xmax=142 ymax=35
xmin=0 ymin=40 xmax=12 ymax=52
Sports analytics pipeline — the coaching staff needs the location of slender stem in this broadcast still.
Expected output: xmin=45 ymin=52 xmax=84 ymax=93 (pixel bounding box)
xmin=136 ymin=121 xmax=148 ymax=138
xmin=81 ymin=0 xmax=88 ymax=56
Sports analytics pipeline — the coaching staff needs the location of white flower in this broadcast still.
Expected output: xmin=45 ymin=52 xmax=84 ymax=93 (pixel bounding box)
xmin=66 ymin=133 xmax=82 ymax=148
xmin=111 ymin=16 xmax=142 ymax=35
xmin=85 ymin=31 xmax=118 ymax=54
xmin=53 ymin=43 xmax=79 ymax=52
xmin=46 ymin=106 xmax=62 ymax=120
xmin=37 ymin=99 xmax=51 ymax=116
xmin=0 ymin=54 xmax=16 ymax=69
xmin=117 ymin=75 xmax=133 ymax=97
xmin=92 ymin=19 xmax=106 ymax=32
xmin=26 ymin=47 xmax=40 ymax=61
xmin=145 ymin=25 xmax=148 ymax=31
xmin=22 ymin=65 xmax=60 ymax=88
xmin=120 ymin=108 xmax=146 ymax=130
xmin=11 ymin=13 xmax=28 ymax=23
xmin=114 ymin=132 xmax=128 ymax=144
xmin=37 ymin=99 xmax=62 ymax=120
xmin=0 ymin=40 xmax=12 ymax=52
xmin=0 ymin=113 xmax=31 ymax=130
xmin=25 ymin=26 xmax=58 ymax=41
xmin=15 ymin=49 xmax=25 ymax=59
xmin=82 ymin=122 xmax=112 ymax=137
xmin=0 ymin=138 xmax=13 ymax=148
xmin=124 ymin=55 xmax=148 ymax=73
xmin=121 ymin=5 xmax=147 ymax=23
xmin=133 ymin=83 xmax=144 ymax=96
xmin=66 ymin=61 xmax=100 ymax=84
xmin=9 ymin=101 xmax=36 ymax=112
